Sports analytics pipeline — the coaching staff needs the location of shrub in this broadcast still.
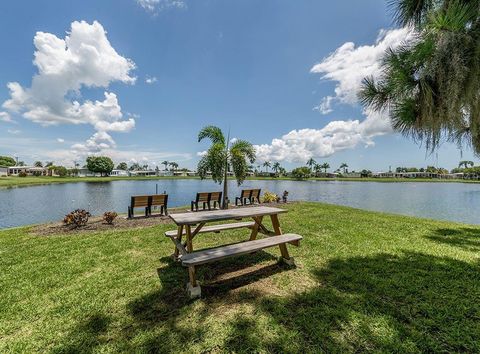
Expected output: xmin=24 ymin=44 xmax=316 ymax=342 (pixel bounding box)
xmin=262 ymin=190 xmax=278 ymax=203
xmin=63 ymin=209 xmax=91 ymax=228
xmin=103 ymin=211 xmax=118 ymax=225
xmin=291 ymin=166 xmax=311 ymax=179
xmin=54 ymin=166 xmax=68 ymax=177
xmin=18 ymin=171 xmax=27 ymax=177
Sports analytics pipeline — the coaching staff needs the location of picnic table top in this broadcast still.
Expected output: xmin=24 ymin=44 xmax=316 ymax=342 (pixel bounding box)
xmin=169 ymin=206 xmax=287 ymax=225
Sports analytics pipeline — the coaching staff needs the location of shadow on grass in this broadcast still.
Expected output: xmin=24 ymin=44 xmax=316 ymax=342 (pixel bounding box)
xmin=426 ymin=227 xmax=480 ymax=251
xmin=61 ymin=251 xmax=480 ymax=352
xmin=51 ymin=313 xmax=110 ymax=354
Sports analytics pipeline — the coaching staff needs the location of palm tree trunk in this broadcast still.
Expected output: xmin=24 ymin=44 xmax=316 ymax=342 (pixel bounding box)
xmin=223 ymin=160 xmax=228 ymax=209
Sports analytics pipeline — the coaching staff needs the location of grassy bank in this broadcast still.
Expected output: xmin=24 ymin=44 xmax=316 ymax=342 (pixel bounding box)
xmin=0 ymin=174 xmax=478 ymax=188
xmin=1 ymin=202 xmax=479 ymax=352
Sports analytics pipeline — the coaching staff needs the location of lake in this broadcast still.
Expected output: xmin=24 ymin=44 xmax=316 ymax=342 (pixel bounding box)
xmin=0 ymin=179 xmax=479 ymax=228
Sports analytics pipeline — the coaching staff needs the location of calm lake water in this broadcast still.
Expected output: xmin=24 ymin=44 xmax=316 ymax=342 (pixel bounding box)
xmin=0 ymin=179 xmax=479 ymax=228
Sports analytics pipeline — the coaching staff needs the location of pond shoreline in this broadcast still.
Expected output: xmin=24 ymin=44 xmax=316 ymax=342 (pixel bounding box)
xmin=1 ymin=175 xmax=479 ymax=189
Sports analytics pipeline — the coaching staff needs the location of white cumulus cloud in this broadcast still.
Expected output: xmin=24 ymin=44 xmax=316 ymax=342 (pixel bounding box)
xmin=257 ymin=27 xmax=413 ymax=163
xmin=0 ymin=111 xmax=14 ymax=123
xmin=57 ymin=138 xmax=65 ymax=143
xmin=1 ymin=20 xmax=138 ymax=157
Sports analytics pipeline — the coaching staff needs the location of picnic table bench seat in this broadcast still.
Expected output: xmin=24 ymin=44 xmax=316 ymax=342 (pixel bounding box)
xmin=165 ymin=221 xmax=255 ymax=238
xmin=181 ymin=233 xmax=302 ymax=266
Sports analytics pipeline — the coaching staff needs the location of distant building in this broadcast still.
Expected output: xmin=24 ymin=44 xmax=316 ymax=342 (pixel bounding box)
xmin=0 ymin=166 xmax=8 ymax=176
xmin=109 ymin=169 xmax=129 ymax=177
xmin=7 ymin=166 xmax=48 ymax=176
xmin=130 ymin=170 xmax=156 ymax=177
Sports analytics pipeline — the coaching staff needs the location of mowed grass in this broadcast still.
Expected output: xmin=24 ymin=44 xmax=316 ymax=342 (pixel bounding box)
xmin=1 ymin=202 xmax=479 ymax=353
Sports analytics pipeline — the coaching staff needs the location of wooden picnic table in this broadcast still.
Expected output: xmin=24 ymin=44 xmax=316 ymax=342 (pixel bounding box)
xmin=167 ymin=206 xmax=301 ymax=298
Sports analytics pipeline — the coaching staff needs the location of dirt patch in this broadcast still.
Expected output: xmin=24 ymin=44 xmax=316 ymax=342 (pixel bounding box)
xmin=30 ymin=202 xmax=293 ymax=236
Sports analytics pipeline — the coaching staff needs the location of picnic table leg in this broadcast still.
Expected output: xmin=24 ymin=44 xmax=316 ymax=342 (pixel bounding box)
xmin=185 ymin=225 xmax=201 ymax=298
xmin=173 ymin=225 xmax=183 ymax=261
xmin=270 ymin=214 xmax=295 ymax=266
xmin=249 ymin=216 xmax=263 ymax=241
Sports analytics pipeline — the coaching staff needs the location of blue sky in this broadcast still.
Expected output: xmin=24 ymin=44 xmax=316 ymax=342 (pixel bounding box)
xmin=0 ymin=0 xmax=475 ymax=171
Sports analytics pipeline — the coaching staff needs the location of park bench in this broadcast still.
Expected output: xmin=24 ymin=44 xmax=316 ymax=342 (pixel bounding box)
xmin=191 ymin=191 xmax=222 ymax=211
xmin=235 ymin=188 xmax=261 ymax=206
xmin=181 ymin=233 xmax=303 ymax=266
xmin=128 ymin=194 xmax=168 ymax=218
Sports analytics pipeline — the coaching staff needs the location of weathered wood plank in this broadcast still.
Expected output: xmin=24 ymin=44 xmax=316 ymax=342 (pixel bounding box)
xmin=181 ymin=233 xmax=302 ymax=266
xmin=165 ymin=221 xmax=255 ymax=237
xmin=169 ymin=206 xmax=287 ymax=226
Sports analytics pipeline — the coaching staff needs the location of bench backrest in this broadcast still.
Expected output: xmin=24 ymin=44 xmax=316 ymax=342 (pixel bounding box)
xmin=251 ymin=189 xmax=261 ymax=199
xmin=209 ymin=191 xmax=222 ymax=203
xmin=131 ymin=195 xmax=149 ymax=208
xmin=151 ymin=194 xmax=168 ymax=206
xmin=196 ymin=192 xmax=210 ymax=202
xmin=240 ymin=189 xmax=251 ymax=198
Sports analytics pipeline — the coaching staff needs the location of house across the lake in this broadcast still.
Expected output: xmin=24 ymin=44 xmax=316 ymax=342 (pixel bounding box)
xmin=110 ymin=169 xmax=129 ymax=177
xmin=0 ymin=166 xmax=8 ymax=176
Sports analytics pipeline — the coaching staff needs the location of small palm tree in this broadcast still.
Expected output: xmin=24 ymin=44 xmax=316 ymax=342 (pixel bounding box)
xmin=340 ymin=162 xmax=348 ymax=174
xmin=263 ymin=161 xmax=271 ymax=173
xmin=33 ymin=161 xmax=43 ymax=168
xmin=313 ymin=163 xmax=322 ymax=176
xmin=459 ymin=160 xmax=474 ymax=169
xmin=197 ymin=126 xmax=255 ymax=209
xmin=162 ymin=160 xmax=169 ymax=171
xmin=169 ymin=162 xmax=178 ymax=171
xmin=307 ymin=158 xmax=317 ymax=173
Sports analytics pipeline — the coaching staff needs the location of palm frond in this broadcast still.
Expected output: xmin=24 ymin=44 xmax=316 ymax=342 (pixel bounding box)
xmin=198 ymin=125 xmax=225 ymax=145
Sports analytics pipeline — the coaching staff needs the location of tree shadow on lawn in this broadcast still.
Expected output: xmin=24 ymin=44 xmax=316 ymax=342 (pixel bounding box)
xmin=426 ymin=227 xmax=480 ymax=251
xmin=92 ymin=251 xmax=479 ymax=352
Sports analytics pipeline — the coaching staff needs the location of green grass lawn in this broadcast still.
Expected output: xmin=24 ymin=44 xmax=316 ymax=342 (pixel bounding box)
xmin=1 ymin=202 xmax=479 ymax=352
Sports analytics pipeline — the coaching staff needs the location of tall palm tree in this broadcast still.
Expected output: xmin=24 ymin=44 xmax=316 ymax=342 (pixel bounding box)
xmin=169 ymin=162 xmax=178 ymax=171
xmin=33 ymin=161 xmax=43 ymax=168
xmin=459 ymin=160 xmax=474 ymax=169
xmin=272 ymin=162 xmax=281 ymax=175
xmin=263 ymin=161 xmax=271 ymax=173
xmin=307 ymin=158 xmax=317 ymax=173
xmin=321 ymin=162 xmax=330 ymax=174
xmin=339 ymin=162 xmax=348 ymax=174
xmin=314 ymin=163 xmax=322 ymax=176
xmin=197 ymin=126 xmax=256 ymax=209
xmin=162 ymin=160 xmax=169 ymax=171
xmin=360 ymin=0 xmax=480 ymax=155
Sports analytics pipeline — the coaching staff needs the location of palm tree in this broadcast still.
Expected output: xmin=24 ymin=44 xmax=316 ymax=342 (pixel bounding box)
xmin=169 ymin=162 xmax=178 ymax=171
xmin=197 ymin=125 xmax=256 ymax=209
xmin=272 ymin=162 xmax=281 ymax=175
xmin=321 ymin=162 xmax=330 ymax=174
xmin=162 ymin=160 xmax=169 ymax=171
xmin=360 ymin=0 xmax=480 ymax=155
xmin=459 ymin=160 xmax=474 ymax=169
xmin=306 ymin=158 xmax=317 ymax=173
xmin=314 ymin=163 xmax=322 ymax=176
xmin=33 ymin=161 xmax=43 ymax=168
xmin=339 ymin=162 xmax=348 ymax=174
xmin=263 ymin=161 xmax=271 ymax=173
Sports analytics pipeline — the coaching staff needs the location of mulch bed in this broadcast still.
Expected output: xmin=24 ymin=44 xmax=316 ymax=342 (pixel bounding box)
xmin=30 ymin=202 xmax=292 ymax=236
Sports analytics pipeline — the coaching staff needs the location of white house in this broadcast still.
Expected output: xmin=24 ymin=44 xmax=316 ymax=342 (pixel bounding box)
xmin=110 ymin=169 xmax=129 ymax=177
xmin=0 ymin=166 xmax=8 ymax=176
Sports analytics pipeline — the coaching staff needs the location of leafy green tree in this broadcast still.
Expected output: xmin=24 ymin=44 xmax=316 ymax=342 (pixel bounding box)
xmin=116 ymin=162 xmax=128 ymax=170
xmin=306 ymin=158 xmax=317 ymax=173
xmin=0 ymin=156 xmax=16 ymax=167
xmin=360 ymin=0 xmax=480 ymax=155
xmin=197 ymin=125 xmax=256 ymax=209
xmin=86 ymin=156 xmax=114 ymax=176
xmin=291 ymin=166 xmax=311 ymax=179
xmin=54 ymin=166 xmax=68 ymax=177
xmin=33 ymin=161 xmax=43 ymax=168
